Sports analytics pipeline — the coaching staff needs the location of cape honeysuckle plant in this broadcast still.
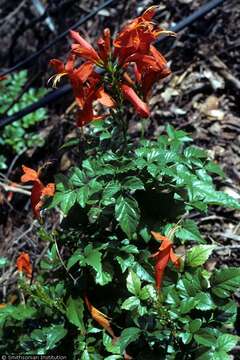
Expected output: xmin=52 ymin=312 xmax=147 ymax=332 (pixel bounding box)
xmin=1 ymin=6 xmax=240 ymax=359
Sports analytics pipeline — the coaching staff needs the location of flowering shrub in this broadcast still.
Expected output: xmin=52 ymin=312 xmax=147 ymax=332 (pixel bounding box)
xmin=1 ymin=7 xmax=240 ymax=359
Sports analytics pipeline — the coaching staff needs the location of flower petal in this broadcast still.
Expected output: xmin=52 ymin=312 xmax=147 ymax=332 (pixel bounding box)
xmin=16 ymin=252 xmax=32 ymax=278
xmin=84 ymin=295 xmax=116 ymax=339
xmin=49 ymin=59 xmax=65 ymax=73
xmin=70 ymin=30 xmax=101 ymax=64
xmin=21 ymin=165 xmax=39 ymax=183
xmin=97 ymin=87 xmax=116 ymax=108
xmin=121 ymin=84 xmax=149 ymax=118
xmin=42 ymin=183 xmax=55 ymax=197
xmin=31 ymin=180 xmax=44 ymax=218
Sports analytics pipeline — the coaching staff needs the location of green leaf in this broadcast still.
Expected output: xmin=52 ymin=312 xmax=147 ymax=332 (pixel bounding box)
xmin=119 ymin=327 xmax=141 ymax=354
xmin=81 ymin=350 xmax=91 ymax=360
xmin=60 ymin=138 xmax=80 ymax=150
xmin=194 ymin=292 xmax=215 ymax=311
xmin=180 ymin=332 xmax=192 ymax=344
xmin=46 ymin=325 xmax=67 ymax=350
xmin=84 ymin=245 xmax=112 ymax=286
xmin=175 ymin=220 xmax=205 ymax=243
xmin=211 ymin=268 xmax=240 ymax=298
xmin=180 ymin=297 xmax=196 ymax=314
xmin=77 ymin=186 xmax=89 ymax=208
xmin=121 ymin=296 xmax=140 ymax=310
xmin=216 ymin=334 xmax=239 ymax=352
xmin=184 ymin=146 xmax=207 ymax=159
xmin=115 ymin=195 xmax=140 ymax=238
xmin=102 ymin=181 xmax=121 ymax=205
xmin=206 ymin=162 xmax=225 ymax=178
xmin=0 ymin=257 xmax=9 ymax=268
xmin=66 ymin=296 xmax=85 ymax=332
xmin=194 ymin=329 xmax=217 ymax=347
xmin=67 ymin=250 xmax=84 ymax=269
xmin=139 ymin=285 xmax=156 ymax=301
xmin=116 ymin=255 xmax=135 ymax=273
xmin=70 ymin=167 xmax=87 ymax=187
xmin=195 ymin=350 xmax=214 ymax=360
xmin=60 ymin=190 xmax=77 ymax=214
xmin=212 ymin=351 xmax=230 ymax=360
xmin=126 ymin=270 xmax=141 ymax=296
xmin=187 ymin=245 xmax=216 ymax=267
xmin=189 ymin=319 xmax=202 ymax=333
xmin=103 ymin=333 xmax=120 ymax=354
xmin=122 ymin=176 xmax=145 ymax=191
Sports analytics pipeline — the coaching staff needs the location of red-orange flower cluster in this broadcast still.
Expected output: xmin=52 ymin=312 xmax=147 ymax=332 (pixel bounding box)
xmin=16 ymin=252 xmax=32 ymax=278
xmin=21 ymin=165 xmax=55 ymax=218
xmin=150 ymin=231 xmax=180 ymax=291
xmin=49 ymin=6 xmax=173 ymax=126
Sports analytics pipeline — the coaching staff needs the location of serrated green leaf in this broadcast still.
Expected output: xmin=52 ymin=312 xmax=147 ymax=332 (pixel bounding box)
xmin=119 ymin=327 xmax=141 ymax=354
xmin=83 ymin=245 xmax=111 ymax=286
xmin=139 ymin=285 xmax=156 ymax=301
xmin=212 ymin=351 xmax=230 ymax=360
xmin=184 ymin=146 xmax=207 ymax=159
xmin=46 ymin=325 xmax=67 ymax=350
xmin=67 ymin=250 xmax=83 ymax=269
xmin=180 ymin=332 xmax=192 ymax=344
xmin=211 ymin=268 xmax=240 ymax=298
xmin=126 ymin=270 xmax=141 ymax=296
xmin=69 ymin=167 xmax=87 ymax=186
xmin=115 ymin=196 xmax=140 ymax=238
xmin=77 ymin=186 xmax=89 ymax=208
xmin=122 ymin=176 xmax=145 ymax=191
xmin=102 ymin=181 xmax=121 ymax=205
xmin=59 ymin=190 xmax=77 ymax=214
xmin=180 ymin=298 xmax=196 ymax=314
xmin=194 ymin=329 xmax=217 ymax=347
xmin=121 ymin=296 xmax=140 ymax=310
xmin=66 ymin=296 xmax=85 ymax=332
xmin=216 ymin=334 xmax=239 ymax=352
xmin=194 ymin=292 xmax=215 ymax=311
xmin=116 ymin=255 xmax=135 ymax=273
xmin=189 ymin=319 xmax=202 ymax=333
xmin=206 ymin=162 xmax=225 ymax=178
xmin=187 ymin=245 xmax=216 ymax=267
xmin=103 ymin=333 xmax=120 ymax=354
xmin=176 ymin=220 xmax=205 ymax=243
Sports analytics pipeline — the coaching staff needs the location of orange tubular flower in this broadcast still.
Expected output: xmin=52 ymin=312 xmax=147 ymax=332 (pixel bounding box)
xmin=121 ymin=84 xmax=149 ymax=118
xmin=84 ymin=295 xmax=117 ymax=340
xmin=0 ymin=75 xmax=6 ymax=81
xmin=97 ymin=28 xmax=111 ymax=65
xmin=21 ymin=165 xmax=55 ymax=218
xmin=49 ymin=54 xmax=94 ymax=108
xmin=70 ymin=30 xmax=102 ymax=65
xmin=76 ymin=78 xmax=116 ymax=127
xmin=70 ymin=28 xmax=112 ymax=67
xmin=113 ymin=6 xmax=174 ymax=65
xmin=150 ymin=231 xmax=180 ymax=291
xmin=140 ymin=45 xmax=171 ymax=99
xmin=16 ymin=252 xmax=32 ymax=278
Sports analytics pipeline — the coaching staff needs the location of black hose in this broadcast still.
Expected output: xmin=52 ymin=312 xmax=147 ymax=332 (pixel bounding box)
xmin=0 ymin=0 xmax=116 ymax=77
xmin=170 ymin=0 xmax=224 ymax=34
xmin=0 ymin=85 xmax=71 ymax=128
xmin=0 ymin=0 xmax=225 ymax=129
